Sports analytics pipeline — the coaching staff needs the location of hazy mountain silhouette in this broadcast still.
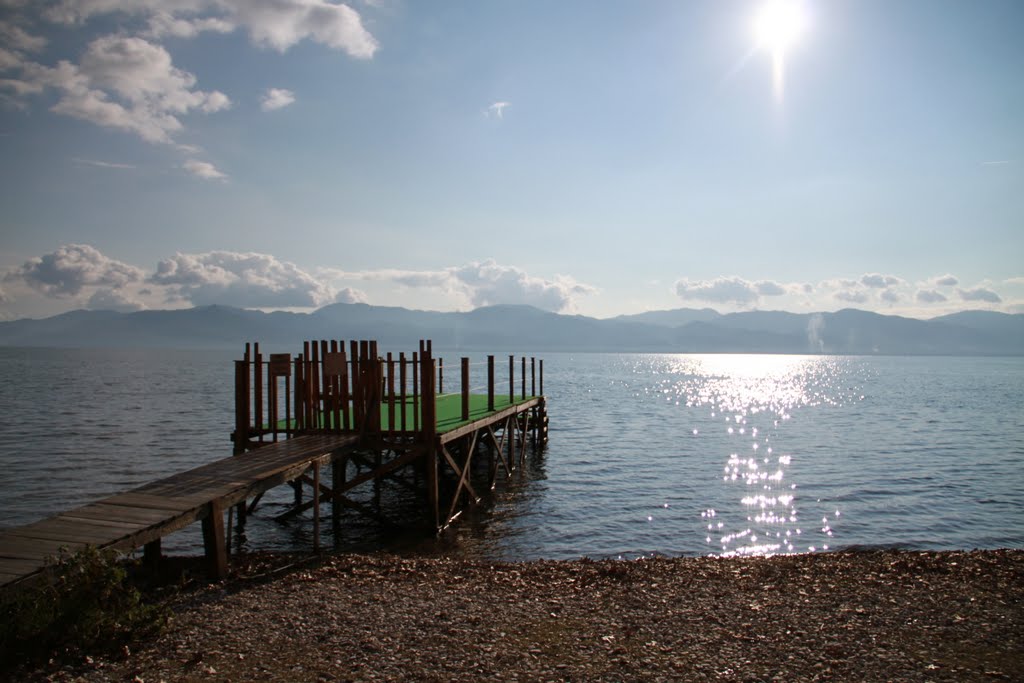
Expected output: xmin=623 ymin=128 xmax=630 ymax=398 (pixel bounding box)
xmin=0 ymin=304 xmax=1020 ymax=355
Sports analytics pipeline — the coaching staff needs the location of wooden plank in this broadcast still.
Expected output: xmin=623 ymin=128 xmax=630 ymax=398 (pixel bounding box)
xmin=0 ymin=571 xmax=24 ymax=584
xmin=102 ymin=492 xmax=205 ymax=513
xmin=55 ymin=514 xmax=148 ymax=531
xmin=68 ymin=503 xmax=183 ymax=526
xmin=0 ymin=534 xmax=90 ymax=559
xmin=0 ymin=557 xmax=44 ymax=576
xmin=6 ymin=523 xmax=122 ymax=546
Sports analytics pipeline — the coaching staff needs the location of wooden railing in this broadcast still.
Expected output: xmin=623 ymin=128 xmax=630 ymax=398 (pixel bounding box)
xmin=233 ymin=340 xmax=543 ymax=449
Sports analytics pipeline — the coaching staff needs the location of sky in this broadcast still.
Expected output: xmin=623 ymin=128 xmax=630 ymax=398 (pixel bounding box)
xmin=1 ymin=0 xmax=1022 ymax=321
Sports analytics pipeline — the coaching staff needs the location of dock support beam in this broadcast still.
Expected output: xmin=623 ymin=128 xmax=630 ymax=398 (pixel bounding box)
xmin=143 ymin=539 xmax=161 ymax=570
xmin=202 ymin=502 xmax=228 ymax=580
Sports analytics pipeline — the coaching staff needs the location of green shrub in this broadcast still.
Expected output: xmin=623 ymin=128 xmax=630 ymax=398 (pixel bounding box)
xmin=0 ymin=546 xmax=167 ymax=669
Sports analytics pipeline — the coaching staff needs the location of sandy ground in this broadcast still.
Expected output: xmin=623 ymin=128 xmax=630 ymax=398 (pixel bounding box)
xmin=19 ymin=549 xmax=1024 ymax=683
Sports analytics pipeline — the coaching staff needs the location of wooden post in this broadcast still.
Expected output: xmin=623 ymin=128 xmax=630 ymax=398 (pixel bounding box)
xmin=438 ymin=358 xmax=444 ymax=395
xmin=332 ymin=455 xmax=346 ymax=527
xmin=312 ymin=463 xmax=320 ymax=553
xmin=521 ymin=356 xmax=526 ymax=400
xmin=508 ymin=355 xmax=514 ymax=403
xmin=412 ymin=351 xmax=420 ymax=433
xmin=234 ymin=354 xmax=249 ymax=453
xmin=254 ymin=344 xmax=263 ymax=443
xmin=422 ymin=351 xmax=439 ymax=529
xmin=310 ymin=341 xmax=318 ymax=429
xmin=338 ymin=342 xmax=350 ymax=431
xmin=234 ymin=347 xmax=250 ymax=525
xmin=540 ymin=359 xmax=544 ymax=396
xmin=387 ymin=352 xmax=396 ymax=435
xmin=400 ymin=352 xmax=408 ymax=432
xmin=143 ymin=539 xmax=161 ymax=570
xmin=487 ymin=355 xmax=495 ymax=412
xmin=202 ymin=501 xmax=228 ymax=580
xmin=531 ymin=357 xmax=536 ymax=397
xmin=461 ymin=357 xmax=470 ymax=421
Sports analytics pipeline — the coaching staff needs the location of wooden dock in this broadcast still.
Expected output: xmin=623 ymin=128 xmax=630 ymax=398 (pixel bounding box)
xmin=0 ymin=340 xmax=547 ymax=588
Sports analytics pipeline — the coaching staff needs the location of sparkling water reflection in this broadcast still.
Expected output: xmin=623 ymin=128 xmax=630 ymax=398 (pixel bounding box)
xmin=620 ymin=354 xmax=867 ymax=556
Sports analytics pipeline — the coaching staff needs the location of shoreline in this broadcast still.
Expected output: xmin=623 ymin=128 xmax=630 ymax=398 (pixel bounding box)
xmin=21 ymin=548 xmax=1024 ymax=682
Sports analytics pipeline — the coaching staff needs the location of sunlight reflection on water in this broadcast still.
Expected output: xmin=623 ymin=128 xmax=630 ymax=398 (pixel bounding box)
xmin=633 ymin=354 xmax=865 ymax=557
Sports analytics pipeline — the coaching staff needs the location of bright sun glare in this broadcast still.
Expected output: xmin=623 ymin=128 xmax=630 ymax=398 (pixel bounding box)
xmin=752 ymin=0 xmax=808 ymax=103
xmin=754 ymin=0 xmax=807 ymax=54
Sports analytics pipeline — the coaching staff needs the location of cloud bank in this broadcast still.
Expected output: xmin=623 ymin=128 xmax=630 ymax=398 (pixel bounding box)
xmin=7 ymin=244 xmax=144 ymax=297
xmin=674 ymin=276 xmax=799 ymax=307
xmin=2 ymin=246 xmax=1018 ymax=320
xmin=151 ymin=251 xmax=335 ymax=308
xmin=340 ymin=259 xmax=598 ymax=313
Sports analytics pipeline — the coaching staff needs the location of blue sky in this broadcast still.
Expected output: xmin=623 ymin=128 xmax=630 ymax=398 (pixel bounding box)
xmin=1 ymin=0 xmax=1021 ymax=320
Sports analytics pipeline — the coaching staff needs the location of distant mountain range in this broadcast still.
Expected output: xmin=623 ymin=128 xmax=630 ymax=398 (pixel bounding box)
xmin=0 ymin=304 xmax=1021 ymax=355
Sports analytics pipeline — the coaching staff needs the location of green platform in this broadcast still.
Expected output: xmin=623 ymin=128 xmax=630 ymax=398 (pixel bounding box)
xmin=273 ymin=393 xmax=540 ymax=435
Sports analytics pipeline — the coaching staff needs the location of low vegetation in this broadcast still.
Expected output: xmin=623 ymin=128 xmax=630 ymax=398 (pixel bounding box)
xmin=0 ymin=546 xmax=167 ymax=671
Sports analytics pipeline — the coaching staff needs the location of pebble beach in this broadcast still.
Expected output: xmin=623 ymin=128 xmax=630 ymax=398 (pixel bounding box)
xmin=24 ymin=548 xmax=1024 ymax=682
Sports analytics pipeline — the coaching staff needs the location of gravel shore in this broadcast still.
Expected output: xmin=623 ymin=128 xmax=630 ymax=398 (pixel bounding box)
xmin=25 ymin=549 xmax=1024 ymax=682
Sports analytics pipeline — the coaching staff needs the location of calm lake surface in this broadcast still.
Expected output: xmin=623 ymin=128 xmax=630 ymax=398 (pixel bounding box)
xmin=1 ymin=348 xmax=1021 ymax=560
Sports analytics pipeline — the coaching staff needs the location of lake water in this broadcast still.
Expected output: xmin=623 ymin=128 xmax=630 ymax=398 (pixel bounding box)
xmin=1 ymin=348 xmax=1021 ymax=560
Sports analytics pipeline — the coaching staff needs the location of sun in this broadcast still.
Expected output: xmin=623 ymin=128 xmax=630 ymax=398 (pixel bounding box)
xmin=753 ymin=1 xmax=807 ymax=55
xmin=752 ymin=0 xmax=808 ymax=103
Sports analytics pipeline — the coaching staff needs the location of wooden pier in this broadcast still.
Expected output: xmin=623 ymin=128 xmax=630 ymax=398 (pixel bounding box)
xmin=0 ymin=340 xmax=547 ymax=588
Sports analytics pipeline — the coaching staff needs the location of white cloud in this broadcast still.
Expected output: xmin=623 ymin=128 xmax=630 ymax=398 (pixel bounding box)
xmin=145 ymin=11 xmax=233 ymax=39
xmin=931 ymin=273 xmax=959 ymax=287
xmin=46 ymin=0 xmax=378 ymax=57
xmin=0 ymin=20 xmax=47 ymax=53
xmin=340 ymin=259 xmax=597 ymax=312
xmin=0 ymin=285 xmax=9 ymax=304
xmin=958 ymin=287 xmax=1002 ymax=304
xmin=487 ymin=101 xmax=509 ymax=119
xmin=6 ymin=244 xmax=144 ymax=296
xmin=87 ymin=287 xmax=146 ymax=312
xmin=860 ymin=273 xmax=902 ymax=289
xmin=0 ymin=76 xmax=43 ymax=96
xmin=183 ymin=158 xmax=226 ymax=180
xmin=674 ymin=276 xmax=809 ymax=307
xmin=879 ymin=288 xmax=900 ymax=304
xmin=10 ymin=36 xmax=230 ymax=144
xmin=232 ymin=0 xmax=377 ymax=56
xmin=754 ymin=280 xmax=786 ymax=296
xmin=675 ymin=277 xmax=760 ymax=306
xmin=834 ymin=290 xmax=868 ymax=304
xmin=335 ymin=286 xmax=367 ymax=304
xmin=72 ymin=157 xmax=136 ymax=169
xmin=150 ymin=250 xmax=335 ymax=308
xmin=916 ymin=289 xmax=947 ymax=304
xmin=260 ymin=87 xmax=295 ymax=111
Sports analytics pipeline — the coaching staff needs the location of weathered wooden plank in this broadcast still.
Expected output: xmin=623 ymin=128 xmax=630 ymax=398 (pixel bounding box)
xmin=68 ymin=504 xmax=180 ymax=526
xmin=0 ymin=571 xmax=24 ymax=585
xmin=0 ymin=557 xmax=43 ymax=576
xmin=0 ymin=534 xmax=90 ymax=559
xmin=6 ymin=523 xmax=121 ymax=546
xmin=102 ymin=492 xmax=206 ymax=512
xmin=55 ymin=514 xmax=149 ymax=531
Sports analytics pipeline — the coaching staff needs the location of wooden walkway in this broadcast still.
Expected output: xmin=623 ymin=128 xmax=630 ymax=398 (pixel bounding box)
xmin=0 ymin=338 xmax=547 ymax=590
xmin=0 ymin=433 xmax=357 ymax=588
